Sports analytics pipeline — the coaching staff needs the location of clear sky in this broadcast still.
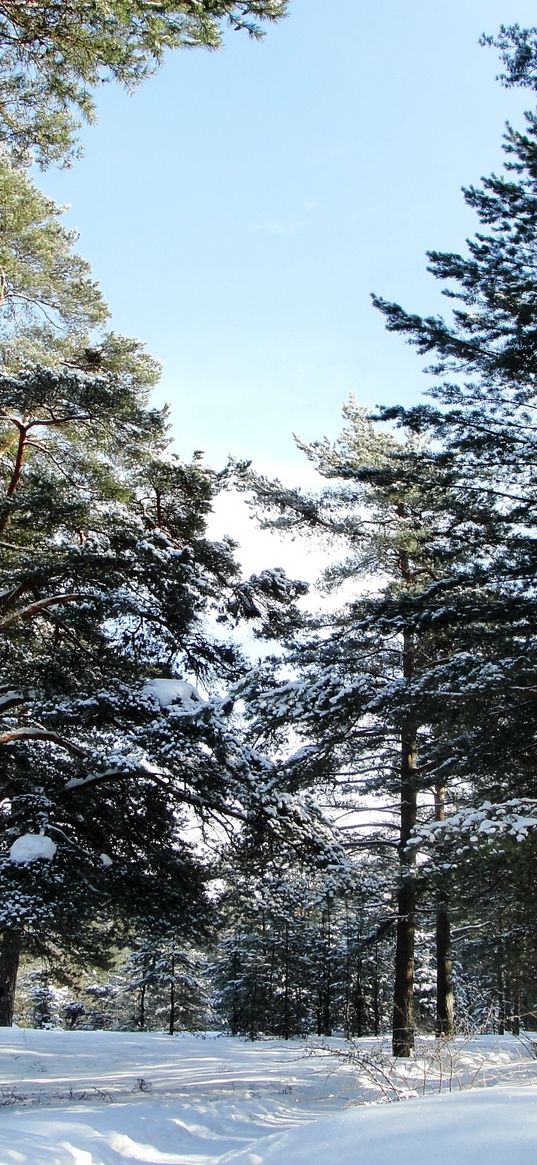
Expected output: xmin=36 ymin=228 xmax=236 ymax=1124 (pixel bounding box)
xmin=38 ymin=0 xmax=537 ymax=471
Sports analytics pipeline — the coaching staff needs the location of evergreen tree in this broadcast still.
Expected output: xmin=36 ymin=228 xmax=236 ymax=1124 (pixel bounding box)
xmin=0 ymin=0 xmax=300 ymax=1036
xmin=17 ymin=965 xmax=64 ymax=1028
xmin=230 ymin=83 xmax=537 ymax=1040
xmin=359 ymin=64 xmax=537 ymax=1035
xmin=214 ymin=828 xmax=398 ymax=1040
xmin=371 ymin=100 xmax=537 ymax=809
xmin=481 ymin=23 xmax=537 ymax=91
xmin=213 ymin=851 xmax=383 ymax=1040
xmin=119 ymin=934 xmax=211 ymax=1033
xmin=233 ymin=401 xmax=456 ymax=1054
xmin=0 ymin=359 xmax=317 ymax=1023
xmin=411 ymin=800 xmax=537 ymax=1034
xmin=0 ymin=1 xmax=288 ymax=166
xmin=0 ymin=155 xmax=107 ymax=358
xmin=0 ymin=153 xmax=169 ymax=385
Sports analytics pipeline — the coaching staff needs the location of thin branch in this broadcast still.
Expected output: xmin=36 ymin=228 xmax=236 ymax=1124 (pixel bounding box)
xmin=25 ymin=439 xmax=80 ymax=487
xmin=65 ymin=766 xmax=248 ymax=822
xmin=8 ymin=291 xmax=64 ymax=330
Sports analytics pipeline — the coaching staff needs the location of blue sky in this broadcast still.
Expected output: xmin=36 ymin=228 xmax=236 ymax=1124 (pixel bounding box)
xmin=39 ymin=0 xmax=537 ymax=470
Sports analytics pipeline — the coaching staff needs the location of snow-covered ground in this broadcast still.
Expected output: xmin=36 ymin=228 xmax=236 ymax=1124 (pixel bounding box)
xmin=0 ymin=1028 xmax=536 ymax=1164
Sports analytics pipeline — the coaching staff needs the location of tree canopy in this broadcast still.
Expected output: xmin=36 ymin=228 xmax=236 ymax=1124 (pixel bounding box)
xmin=482 ymin=23 xmax=537 ymax=90
xmin=0 ymin=0 xmax=288 ymax=165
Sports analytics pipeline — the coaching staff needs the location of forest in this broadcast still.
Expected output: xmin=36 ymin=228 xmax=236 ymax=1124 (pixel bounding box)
xmin=0 ymin=1 xmax=535 ymax=1065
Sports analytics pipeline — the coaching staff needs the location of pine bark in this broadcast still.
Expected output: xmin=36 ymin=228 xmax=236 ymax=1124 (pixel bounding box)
xmin=372 ymin=945 xmax=380 ymax=1037
xmin=434 ymin=785 xmax=454 ymax=1037
xmin=392 ymin=625 xmax=418 ymax=1058
xmin=168 ymin=952 xmax=176 ymax=1036
xmin=497 ymin=956 xmax=505 ymax=1035
xmin=511 ymin=976 xmax=521 ymax=1036
xmin=317 ymin=907 xmax=332 ymax=1036
xmin=0 ymin=930 xmax=22 ymax=1026
xmin=283 ymin=921 xmax=290 ymax=1039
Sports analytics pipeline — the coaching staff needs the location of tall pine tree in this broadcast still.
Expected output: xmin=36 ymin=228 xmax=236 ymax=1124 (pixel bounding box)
xmin=0 ymin=358 xmax=321 ymax=1022
xmin=234 ymin=401 xmax=458 ymax=1054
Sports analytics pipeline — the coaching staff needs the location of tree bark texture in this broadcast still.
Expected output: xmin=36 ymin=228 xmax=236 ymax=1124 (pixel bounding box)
xmin=0 ymin=930 xmax=22 ymax=1026
xmin=434 ymin=785 xmax=454 ymax=1037
xmin=168 ymin=952 xmax=176 ymax=1036
xmin=392 ymin=623 xmax=418 ymax=1058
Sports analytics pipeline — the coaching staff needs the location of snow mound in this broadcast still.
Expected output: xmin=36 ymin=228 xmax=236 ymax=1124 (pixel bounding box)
xmin=229 ymin=1086 xmax=537 ymax=1165
xmin=9 ymin=833 xmax=57 ymax=863
xmin=142 ymin=678 xmax=202 ymax=707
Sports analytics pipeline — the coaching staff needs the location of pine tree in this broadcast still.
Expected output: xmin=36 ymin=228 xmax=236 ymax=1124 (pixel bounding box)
xmin=0 ymin=154 xmax=105 ymax=357
xmin=481 ymin=23 xmax=537 ymax=91
xmin=359 ymin=65 xmax=537 ymax=1033
xmin=0 ymin=1 xmax=288 ymax=166
xmin=16 ymin=964 xmax=67 ymax=1028
xmin=233 ymin=401 xmax=459 ymax=1054
xmin=371 ymin=100 xmax=537 ymax=813
xmin=211 ymin=792 xmax=358 ymax=1040
xmin=0 ymin=0 xmax=300 ymax=1033
xmin=0 ymin=356 xmax=320 ymax=1023
xmin=0 ymin=153 xmax=170 ymax=388
xmin=213 ymin=862 xmax=366 ymax=1039
xmin=119 ymin=934 xmax=211 ymax=1033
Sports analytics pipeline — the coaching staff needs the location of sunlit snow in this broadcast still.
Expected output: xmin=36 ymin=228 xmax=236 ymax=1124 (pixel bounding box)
xmin=9 ymin=834 xmax=57 ymax=863
xmin=0 ymin=1029 xmax=536 ymax=1164
xmin=141 ymin=678 xmax=202 ymax=707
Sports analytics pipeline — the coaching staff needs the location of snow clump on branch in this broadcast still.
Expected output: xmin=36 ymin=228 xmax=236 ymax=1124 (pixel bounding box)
xmin=9 ymin=834 xmax=57 ymax=863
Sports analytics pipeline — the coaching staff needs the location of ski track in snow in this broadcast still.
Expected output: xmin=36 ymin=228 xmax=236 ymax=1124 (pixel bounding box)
xmin=0 ymin=1029 xmax=536 ymax=1164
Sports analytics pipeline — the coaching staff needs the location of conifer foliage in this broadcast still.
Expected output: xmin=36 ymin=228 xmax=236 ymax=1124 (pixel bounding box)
xmin=232 ymin=61 xmax=537 ymax=1047
xmin=0 ymin=356 xmax=316 ymax=1023
xmin=0 ymin=0 xmax=297 ymax=1025
xmin=0 ymin=1 xmax=288 ymax=166
xmin=2 ymin=2 xmax=537 ymax=1051
xmin=371 ymin=107 xmax=537 ymax=799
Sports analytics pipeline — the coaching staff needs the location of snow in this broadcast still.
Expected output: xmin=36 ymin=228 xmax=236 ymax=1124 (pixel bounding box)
xmin=0 ymin=689 xmax=22 ymax=709
xmin=0 ymin=1029 xmax=536 ymax=1164
xmin=141 ymin=679 xmax=201 ymax=708
xmin=411 ymin=799 xmax=537 ymax=849
xmin=9 ymin=834 xmax=57 ymax=863
xmin=246 ymin=1089 xmax=537 ymax=1165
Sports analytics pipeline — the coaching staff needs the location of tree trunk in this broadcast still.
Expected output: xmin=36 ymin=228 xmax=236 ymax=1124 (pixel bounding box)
xmin=511 ymin=975 xmax=521 ymax=1036
xmin=392 ymin=867 xmax=416 ymax=1057
xmin=392 ymin=624 xmax=418 ymax=1058
xmin=351 ymin=964 xmax=365 ymax=1038
xmin=435 ymin=903 xmax=454 ymax=1037
xmin=249 ymin=968 xmax=258 ymax=1040
xmin=283 ymin=921 xmax=290 ymax=1040
xmin=168 ymin=953 xmax=176 ymax=1035
xmin=0 ymin=930 xmax=22 ymax=1026
xmin=434 ymin=785 xmax=454 ymax=1037
xmin=343 ymin=903 xmax=352 ymax=1039
xmin=268 ymin=937 xmax=276 ymax=1028
xmin=258 ymin=911 xmax=267 ymax=1035
xmin=372 ymin=944 xmax=380 ymax=1037
xmin=317 ymin=907 xmax=332 ymax=1037
xmin=497 ymin=948 xmax=505 ymax=1035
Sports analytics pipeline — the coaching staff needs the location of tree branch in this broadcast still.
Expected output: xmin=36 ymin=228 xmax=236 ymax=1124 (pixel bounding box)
xmin=0 ymin=591 xmax=85 ymax=629
xmin=0 ymin=726 xmax=86 ymax=755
